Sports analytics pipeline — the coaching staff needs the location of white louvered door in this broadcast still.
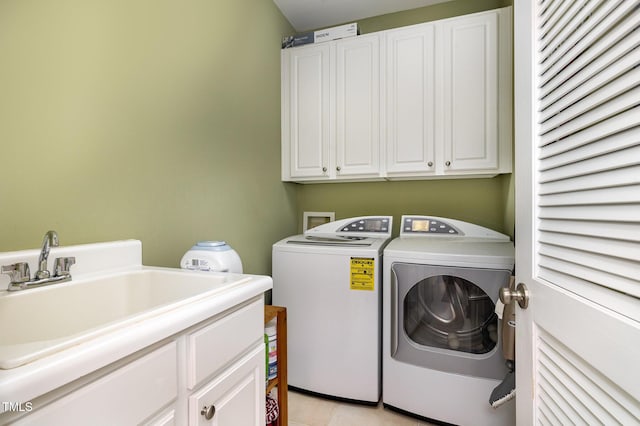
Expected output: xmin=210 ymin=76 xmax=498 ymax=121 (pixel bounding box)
xmin=514 ymin=1 xmax=640 ymax=425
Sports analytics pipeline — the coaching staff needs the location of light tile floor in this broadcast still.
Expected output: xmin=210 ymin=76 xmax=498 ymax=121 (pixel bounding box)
xmin=287 ymin=390 xmax=435 ymax=426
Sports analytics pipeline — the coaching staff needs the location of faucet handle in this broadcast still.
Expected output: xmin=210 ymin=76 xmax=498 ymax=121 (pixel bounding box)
xmin=54 ymin=257 xmax=75 ymax=277
xmin=2 ymin=262 xmax=31 ymax=283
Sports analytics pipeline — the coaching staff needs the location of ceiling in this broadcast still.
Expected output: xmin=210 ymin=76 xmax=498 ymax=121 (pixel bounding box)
xmin=273 ymin=0 xmax=454 ymax=32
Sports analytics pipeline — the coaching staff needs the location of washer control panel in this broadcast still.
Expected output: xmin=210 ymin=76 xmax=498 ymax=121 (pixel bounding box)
xmin=339 ymin=217 xmax=390 ymax=233
xmin=305 ymin=216 xmax=392 ymax=238
xmin=401 ymin=216 xmax=460 ymax=235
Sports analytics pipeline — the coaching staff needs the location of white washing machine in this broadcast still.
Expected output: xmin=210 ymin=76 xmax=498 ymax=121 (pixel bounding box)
xmin=383 ymin=216 xmax=515 ymax=426
xmin=272 ymin=216 xmax=393 ymax=404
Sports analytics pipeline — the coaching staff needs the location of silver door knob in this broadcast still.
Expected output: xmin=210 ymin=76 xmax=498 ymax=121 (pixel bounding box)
xmin=322 ymin=167 xmax=327 ymax=172
xmin=201 ymin=405 xmax=216 ymax=420
xmin=445 ymin=161 xmax=451 ymax=167
xmin=336 ymin=166 xmax=341 ymax=172
xmin=427 ymin=161 xmax=433 ymax=167
xmin=499 ymin=283 xmax=529 ymax=309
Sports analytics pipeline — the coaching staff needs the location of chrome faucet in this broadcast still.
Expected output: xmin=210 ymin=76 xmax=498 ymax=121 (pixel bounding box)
xmin=1 ymin=230 xmax=75 ymax=291
xmin=36 ymin=230 xmax=59 ymax=279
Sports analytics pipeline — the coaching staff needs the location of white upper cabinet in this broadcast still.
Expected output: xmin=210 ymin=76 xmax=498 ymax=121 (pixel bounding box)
xmin=385 ymin=23 xmax=437 ymax=177
xmin=282 ymin=43 xmax=331 ymax=179
xmin=439 ymin=7 xmax=512 ymax=175
xmin=282 ymin=34 xmax=382 ymax=182
xmin=335 ymin=34 xmax=381 ymax=178
xmin=281 ymin=6 xmax=512 ymax=183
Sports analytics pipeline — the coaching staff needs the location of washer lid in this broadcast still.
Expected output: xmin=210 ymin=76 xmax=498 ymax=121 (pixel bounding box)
xmin=284 ymin=234 xmax=375 ymax=247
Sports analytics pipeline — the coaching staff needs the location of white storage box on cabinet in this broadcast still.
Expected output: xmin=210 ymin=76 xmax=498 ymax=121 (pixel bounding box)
xmin=281 ymin=33 xmax=383 ymax=182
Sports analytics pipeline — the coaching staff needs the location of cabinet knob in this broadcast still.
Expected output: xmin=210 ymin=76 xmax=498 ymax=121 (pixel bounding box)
xmin=336 ymin=166 xmax=341 ymax=172
xmin=445 ymin=161 xmax=451 ymax=167
xmin=427 ymin=161 xmax=433 ymax=167
xmin=322 ymin=167 xmax=327 ymax=172
xmin=201 ymin=405 xmax=216 ymax=420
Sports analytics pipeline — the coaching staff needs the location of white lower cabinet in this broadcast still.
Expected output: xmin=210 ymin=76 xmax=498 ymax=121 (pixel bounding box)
xmin=186 ymin=299 xmax=265 ymax=425
xmin=14 ymin=342 xmax=178 ymax=426
xmin=12 ymin=298 xmax=265 ymax=426
xmin=147 ymin=409 xmax=178 ymax=426
xmin=188 ymin=345 xmax=264 ymax=426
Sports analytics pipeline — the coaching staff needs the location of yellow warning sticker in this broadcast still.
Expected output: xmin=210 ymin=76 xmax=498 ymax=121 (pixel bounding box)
xmin=350 ymin=257 xmax=375 ymax=291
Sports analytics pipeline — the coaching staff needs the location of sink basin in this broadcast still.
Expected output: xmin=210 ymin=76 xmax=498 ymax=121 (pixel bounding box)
xmin=0 ymin=268 xmax=249 ymax=369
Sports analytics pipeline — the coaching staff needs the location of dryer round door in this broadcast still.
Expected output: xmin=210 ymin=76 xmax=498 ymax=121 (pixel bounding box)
xmin=390 ymin=262 xmax=511 ymax=380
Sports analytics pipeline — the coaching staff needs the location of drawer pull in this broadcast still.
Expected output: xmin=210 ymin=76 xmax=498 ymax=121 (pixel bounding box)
xmin=201 ymin=405 xmax=216 ymax=420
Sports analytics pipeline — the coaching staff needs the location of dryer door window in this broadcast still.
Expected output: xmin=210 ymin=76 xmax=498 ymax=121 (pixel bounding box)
xmin=403 ymin=275 xmax=497 ymax=354
xmin=391 ymin=263 xmax=511 ymax=380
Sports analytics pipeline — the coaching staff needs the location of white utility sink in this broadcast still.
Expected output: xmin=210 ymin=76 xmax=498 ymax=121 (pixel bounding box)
xmin=0 ymin=268 xmax=249 ymax=370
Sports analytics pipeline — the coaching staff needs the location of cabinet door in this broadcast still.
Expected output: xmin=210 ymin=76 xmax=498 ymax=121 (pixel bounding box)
xmin=335 ymin=34 xmax=380 ymax=178
xmin=189 ymin=344 xmax=264 ymax=426
xmin=187 ymin=299 xmax=263 ymax=390
xmin=441 ymin=11 xmax=500 ymax=172
xmin=283 ymin=44 xmax=332 ymax=179
xmin=386 ymin=24 xmax=436 ymax=175
xmin=14 ymin=343 xmax=177 ymax=426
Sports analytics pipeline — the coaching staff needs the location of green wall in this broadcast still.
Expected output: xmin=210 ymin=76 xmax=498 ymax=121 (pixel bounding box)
xmin=297 ymin=176 xmax=512 ymax=236
xmin=0 ymin=0 xmax=515 ymax=278
xmin=357 ymin=0 xmax=512 ymax=33
xmin=0 ymin=0 xmax=297 ymax=274
xmin=296 ymin=0 xmax=515 ymax=238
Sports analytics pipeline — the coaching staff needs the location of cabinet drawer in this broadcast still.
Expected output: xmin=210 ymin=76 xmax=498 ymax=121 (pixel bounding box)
xmin=17 ymin=342 xmax=177 ymax=426
xmin=145 ymin=408 xmax=176 ymax=426
xmin=187 ymin=299 xmax=263 ymax=389
xmin=188 ymin=343 xmax=265 ymax=426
